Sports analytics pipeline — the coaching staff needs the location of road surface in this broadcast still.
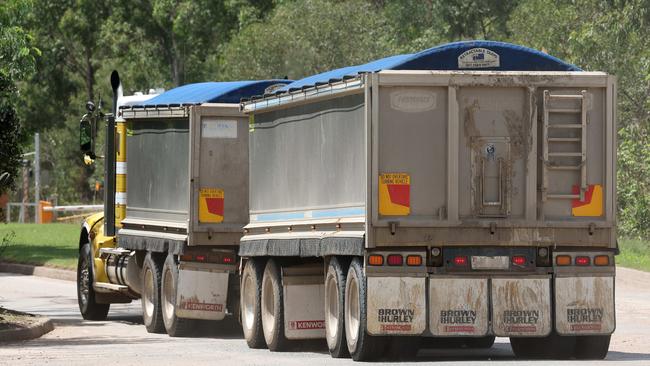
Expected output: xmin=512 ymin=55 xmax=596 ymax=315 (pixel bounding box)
xmin=1 ymin=268 xmax=649 ymax=365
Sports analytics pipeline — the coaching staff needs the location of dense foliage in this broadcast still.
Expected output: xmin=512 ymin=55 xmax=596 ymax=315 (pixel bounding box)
xmin=2 ymin=0 xmax=648 ymax=237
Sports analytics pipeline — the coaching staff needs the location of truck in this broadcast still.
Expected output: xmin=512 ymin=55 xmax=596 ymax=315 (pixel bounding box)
xmin=77 ymin=73 xmax=289 ymax=336
xmin=238 ymin=40 xmax=617 ymax=360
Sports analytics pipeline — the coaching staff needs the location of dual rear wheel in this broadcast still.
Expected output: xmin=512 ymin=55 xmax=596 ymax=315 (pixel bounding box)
xmin=241 ymin=258 xmax=286 ymax=351
xmin=510 ymin=332 xmax=610 ymax=360
xmin=142 ymin=252 xmax=196 ymax=336
xmin=240 ymin=256 xmax=416 ymax=361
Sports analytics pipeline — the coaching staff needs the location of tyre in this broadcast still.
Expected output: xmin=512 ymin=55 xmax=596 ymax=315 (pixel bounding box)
xmin=574 ymin=335 xmax=610 ymax=360
xmin=345 ymin=257 xmax=386 ymax=361
xmin=161 ymin=253 xmax=197 ymax=337
xmin=241 ymin=258 xmax=267 ymax=348
xmin=510 ymin=332 xmax=575 ymax=359
xmin=324 ymin=257 xmax=350 ymax=358
xmin=386 ymin=337 xmax=420 ymax=360
xmin=77 ymin=243 xmax=110 ymax=320
xmin=142 ymin=252 xmax=165 ymax=333
xmin=423 ymin=336 xmax=495 ymax=349
xmin=463 ymin=335 xmax=495 ymax=348
xmin=261 ymin=259 xmax=288 ymax=351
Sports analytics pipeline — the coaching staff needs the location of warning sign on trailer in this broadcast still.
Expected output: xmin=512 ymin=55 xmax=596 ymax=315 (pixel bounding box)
xmin=379 ymin=173 xmax=410 ymax=216
xmin=199 ymin=188 xmax=224 ymax=223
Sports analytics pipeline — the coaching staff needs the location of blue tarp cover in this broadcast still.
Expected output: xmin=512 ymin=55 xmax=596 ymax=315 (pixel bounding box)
xmin=278 ymin=40 xmax=581 ymax=93
xmin=137 ymin=80 xmax=290 ymax=107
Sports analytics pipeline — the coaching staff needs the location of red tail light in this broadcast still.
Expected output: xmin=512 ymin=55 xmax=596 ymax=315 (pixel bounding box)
xmin=387 ymin=254 xmax=403 ymax=266
xmin=195 ymin=255 xmax=206 ymax=262
xmin=222 ymin=255 xmax=234 ymax=264
xmin=575 ymin=256 xmax=590 ymax=266
xmin=453 ymin=256 xmax=468 ymax=266
xmin=512 ymin=255 xmax=527 ymax=266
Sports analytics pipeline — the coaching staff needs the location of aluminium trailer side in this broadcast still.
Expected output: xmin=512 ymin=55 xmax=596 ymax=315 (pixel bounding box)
xmin=77 ymin=80 xmax=290 ymax=337
xmin=239 ymin=41 xmax=616 ymax=361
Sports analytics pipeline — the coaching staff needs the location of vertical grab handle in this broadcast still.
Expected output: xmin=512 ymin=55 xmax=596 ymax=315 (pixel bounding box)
xmin=481 ymin=157 xmax=503 ymax=207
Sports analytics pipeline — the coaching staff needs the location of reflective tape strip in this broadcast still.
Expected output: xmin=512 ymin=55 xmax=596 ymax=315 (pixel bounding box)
xmin=115 ymin=192 xmax=127 ymax=204
xmin=116 ymin=162 xmax=127 ymax=175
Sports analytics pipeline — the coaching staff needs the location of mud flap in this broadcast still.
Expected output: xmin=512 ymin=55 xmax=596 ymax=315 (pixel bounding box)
xmin=491 ymin=277 xmax=551 ymax=337
xmin=283 ymin=276 xmax=325 ymax=339
xmin=429 ymin=277 xmax=488 ymax=336
xmin=367 ymin=277 xmax=426 ymax=335
xmin=176 ymin=265 xmax=229 ymax=320
xmin=555 ymin=275 xmax=615 ymax=335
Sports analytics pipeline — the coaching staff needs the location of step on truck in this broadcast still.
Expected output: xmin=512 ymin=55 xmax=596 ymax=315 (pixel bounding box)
xmin=77 ymin=73 xmax=289 ymax=336
xmin=238 ymin=41 xmax=617 ymax=360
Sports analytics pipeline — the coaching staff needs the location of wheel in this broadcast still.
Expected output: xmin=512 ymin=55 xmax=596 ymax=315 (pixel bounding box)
xmin=510 ymin=332 xmax=575 ymax=359
xmin=463 ymin=335 xmax=495 ymax=348
xmin=161 ymin=253 xmax=197 ymax=337
xmin=324 ymin=257 xmax=350 ymax=358
xmin=77 ymin=243 xmax=110 ymax=320
xmin=142 ymin=252 xmax=165 ymax=333
xmin=261 ymin=259 xmax=287 ymax=351
xmin=241 ymin=258 xmax=267 ymax=348
xmin=345 ymin=257 xmax=386 ymax=361
xmin=386 ymin=337 xmax=420 ymax=360
xmin=575 ymin=335 xmax=610 ymax=359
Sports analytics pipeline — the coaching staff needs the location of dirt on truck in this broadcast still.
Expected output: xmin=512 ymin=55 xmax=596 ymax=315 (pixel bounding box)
xmin=239 ymin=40 xmax=616 ymax=361
xmin=75 ymin=40 xmax=616 ymax=362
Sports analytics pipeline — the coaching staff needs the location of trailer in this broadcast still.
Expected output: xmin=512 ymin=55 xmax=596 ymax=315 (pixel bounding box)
xmin=239 ymin=41 xmax=616 ymax=360
xmin=76 ymin=75 xmax=289 ymax=336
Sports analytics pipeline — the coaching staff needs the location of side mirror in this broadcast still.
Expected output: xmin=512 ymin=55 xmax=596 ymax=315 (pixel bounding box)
xmin=80 ymin=113 xmax=95 ymax=158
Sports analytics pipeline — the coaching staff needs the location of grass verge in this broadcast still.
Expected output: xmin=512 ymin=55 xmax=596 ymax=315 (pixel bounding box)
xmin=0 ymin=223 xmax=79 ymax=270
xmin=617 ymin=237 xmax=650 ymax=272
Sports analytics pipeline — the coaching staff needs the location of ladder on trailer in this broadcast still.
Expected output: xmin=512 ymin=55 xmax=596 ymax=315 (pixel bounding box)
xmin=542 ymin=90 xmax=588 ymax=202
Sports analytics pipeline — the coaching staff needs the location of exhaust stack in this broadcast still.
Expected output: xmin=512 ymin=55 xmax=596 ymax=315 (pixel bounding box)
xmin=104 ymin=71 xmax=120 ymax=236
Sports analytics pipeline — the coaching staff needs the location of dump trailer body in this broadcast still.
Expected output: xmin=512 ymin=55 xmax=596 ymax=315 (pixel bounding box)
xmin=79 ymin=80 xmax=289 ymax=326
xmin=241 ymin=41 xmax=616 ymax=346
xmin=116 ymin=80 xmax=289 ymax=321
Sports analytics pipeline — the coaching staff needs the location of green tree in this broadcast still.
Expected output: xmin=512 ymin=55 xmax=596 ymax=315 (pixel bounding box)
xmin=0 ymin=0 xmax=40 ymax=194
xmin=218 ymin=0 xmax=394 ymax=80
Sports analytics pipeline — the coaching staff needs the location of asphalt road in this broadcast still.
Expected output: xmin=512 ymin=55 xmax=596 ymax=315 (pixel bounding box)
xmin=1 ymin=268 xmax=649 ymax=365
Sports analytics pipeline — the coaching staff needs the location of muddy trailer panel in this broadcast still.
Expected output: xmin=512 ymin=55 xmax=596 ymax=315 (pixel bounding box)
xmin=240 ymin=41 xmax=616 ymax=359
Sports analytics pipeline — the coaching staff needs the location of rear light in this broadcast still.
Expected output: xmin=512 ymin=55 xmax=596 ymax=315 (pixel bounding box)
xmin=222 ymin=255 xmax=234 ymax=264
xmin=556 ymin=255 xmax=571 ymax=266
xmin=368 ymin=255 xmax=384 ymax=266
xmin=594 ymin=255 xmax=610 ymax=266
xmin=406 ymin=255 xmax=422 ymax=266
xmin=453 ymin=256 xmax=468 ymax=266
xmin=512 ymin=255 xmax=527 ymax=266
xmin=387 ymin=254 xmax=403 ymax=266
xmin=195 ymin=255 xmax=206 ymax=262
xmin=575 ymin=256 xmax=590 ymax=266
xmin=180 ymin=254 xmax=192 ymax=262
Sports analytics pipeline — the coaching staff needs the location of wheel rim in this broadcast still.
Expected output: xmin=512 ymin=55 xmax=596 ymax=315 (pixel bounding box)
xmin=242 ymin=273 xmax=256 ymax=331
xmin=162 ymin=266 xmax=174 ymax=324
xmin=345 ymin=271 xmax=360 ymax=349
xmin=143 ymin=267 xmax=154 ymax=319
xmin=262 ymin=272 xmax=275 ymax=336
xmin=79 ymin=257 xmax=90 ymax=306
xmin=325 ymin=272 xmax=339 ymax=341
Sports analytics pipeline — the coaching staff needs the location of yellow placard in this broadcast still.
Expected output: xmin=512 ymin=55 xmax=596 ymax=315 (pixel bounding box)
xmin=379 ymin=173 xmax=411 ymax=216
xmin=199 ymin=188 xmax=224 ymax=223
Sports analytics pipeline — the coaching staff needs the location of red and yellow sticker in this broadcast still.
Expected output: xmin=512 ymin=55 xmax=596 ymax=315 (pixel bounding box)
xmin=199 ymin=188 xmax=224 ymax=223
xmin=379 ymin=173 xmax=410 ymax=216
xmin=571 ymin=184 xmax=603 ymax=217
